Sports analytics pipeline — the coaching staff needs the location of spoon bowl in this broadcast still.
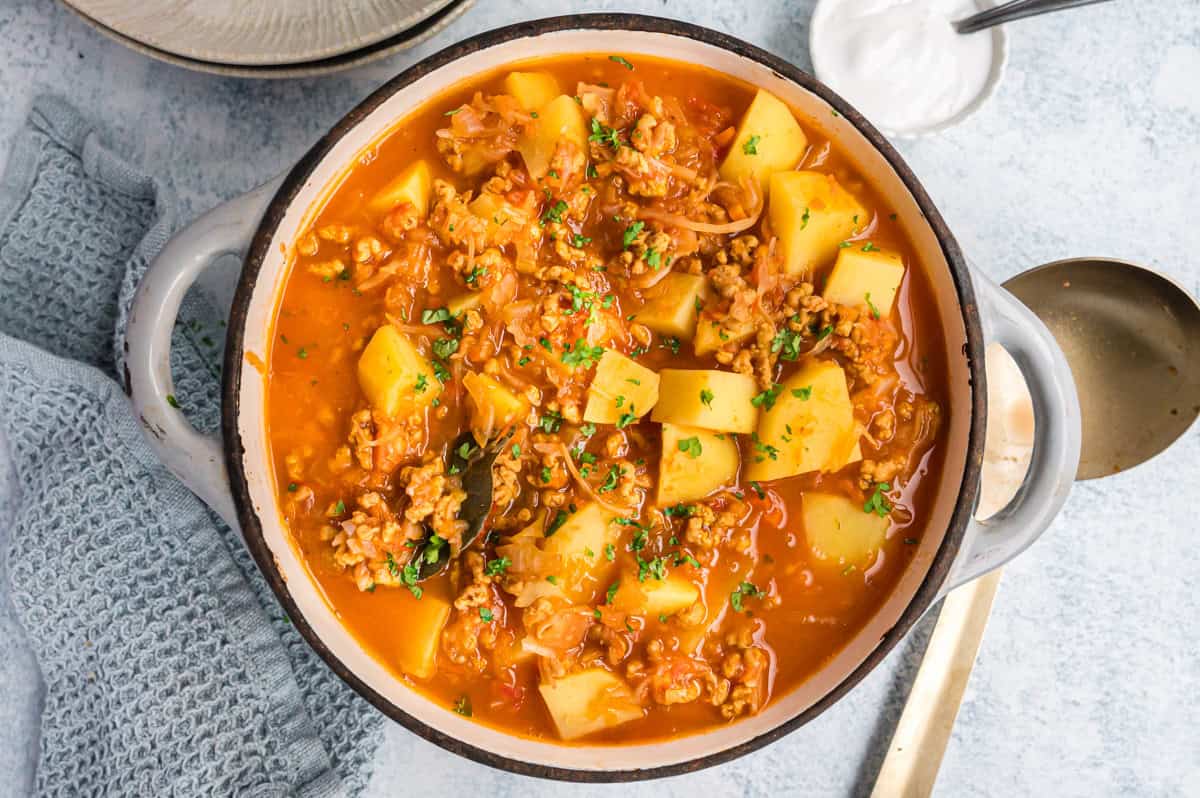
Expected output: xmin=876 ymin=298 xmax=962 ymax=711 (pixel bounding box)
xmin=1003 ymin=257 xmax=1200 ymax=480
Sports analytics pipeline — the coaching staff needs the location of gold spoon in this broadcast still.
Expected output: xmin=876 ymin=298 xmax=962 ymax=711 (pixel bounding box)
xmin=871 ymin=258 xmax=1200 ymax=798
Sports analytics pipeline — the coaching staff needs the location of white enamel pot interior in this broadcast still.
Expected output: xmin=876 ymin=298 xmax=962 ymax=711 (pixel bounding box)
xmin=124 ymin=14 xmax=1081 ymax=783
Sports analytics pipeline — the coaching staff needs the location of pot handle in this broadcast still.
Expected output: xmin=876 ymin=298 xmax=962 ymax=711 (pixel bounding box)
xmin=938 ymin=269 xmax=1081 ymax=598
xmin=126 ymin=179 xmax=282 ymax=528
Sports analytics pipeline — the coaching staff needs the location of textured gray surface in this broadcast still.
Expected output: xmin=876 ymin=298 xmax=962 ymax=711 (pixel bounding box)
xmin=0 ymin=0 xmax=1197 ymax=795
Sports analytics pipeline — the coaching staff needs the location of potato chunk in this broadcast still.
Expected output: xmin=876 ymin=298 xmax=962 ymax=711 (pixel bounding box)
xmin=542 ymin=503 xmax=620 ymax=603
xmin=367 ymin=159 xmax=432 ymax=217
xmin=583 ymin=350 xmax=660 ymax=425
xmin=357 ymin=325 xmax=439 ymax=418
xmin=394 ymin=589 xmax=452 ymax=679
xmin=640 ymin=573 xmax=701 ymax=617
xmin=803 ymin=493 xmax=890 ymax=567
xmin=745 ymin=360 xmax=856 ymax=482
xmin=822 ymin=247 xmax=906 ymax=317
xmin=719 ymin=89 xmax=808 ymax=194
xmin=539 ymin=668 xmax=645 ymax=740
xmin=635 ymin=273 xmax=712 ymax=339
xmin=462 ymin=371 xmax=528 ymax=434
xmin=658 ymin=423 xmax=739 ymax=506
xmin=503 ymin=71 xmax=561 ymax=112
xmin=692 ymin=315 xmax=754 ymax=356
xmin=651 ymin=369 xmax=759 ymax=434
xmin=769 ymin=171 xmax=867 ymax=277
xmin=517 ymin=94 xmax=588 ymax=180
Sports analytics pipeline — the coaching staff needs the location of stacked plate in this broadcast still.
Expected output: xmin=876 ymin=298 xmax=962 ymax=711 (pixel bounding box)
xmin=60 ymin=0 xmax=474 ymax=77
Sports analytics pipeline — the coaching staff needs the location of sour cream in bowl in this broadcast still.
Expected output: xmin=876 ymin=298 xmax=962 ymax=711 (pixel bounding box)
xmin=810 ymin=0 xmax=1008 ymax=137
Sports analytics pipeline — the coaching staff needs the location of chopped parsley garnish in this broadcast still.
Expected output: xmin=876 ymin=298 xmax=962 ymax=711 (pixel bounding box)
xmin=645 ymin=248 xmax=663 ymax=269
xmin=589 ymin=118 xmax=622 ymax=149
xmin=817 ymin=324 xmax=835 ymax=340
xmin=331 ymin=500 xmax=346 ymax=516
xmin=864 ymin=482 xmax=893 ymax=517
xmin=401 ymin=562 xmax=423 ymax=600
xmin=540 ymin=465 xmax=552 ymax=484
xmin=742 ymin=134 xmax=761 ymax=155
xmin=606 ymin=580 xmax=620 ymax=604
xmin=414 ymin=374 xmax=428 ymax=393
xmin=453 ymin=695 xmax=472 ymax=716
xmin=287 ymin=482 xmax=298 ymax=493
xmin=561 ymin=339 xmax=604 ymax=369
xmin=580 ymin=423 xmax=597 ymax=436
xmin=479 ymin=608 xmax=494 ymax=622
xmin=539 ymin=336 xmax=554 ymax=352
xmin=484 ymin=556 xmax=511 ymax=576
xmin=637 ymin=556 xmax=668 ymax=583
xmin=423 ymin=535 xmax=446 ymax=565
xmin=541 ymin=199 xmax=569 ymax=226
xmin=572 ymin=233 xmax=593 ymax=248
xmin=385 ymin=552 xmax=400 ymax=577
xmin=792 ymin=384 xmax=814 ymax=400
xmin=862 ymin=241 xmax=879 ymax=252
xmin=586 ymin=163 xmax=599 ymax=179
xmin=751 ymin=383 xmax=783 ymax=411
xmin=750 ymin=481 xmax=766 ymax=499
xmin=166 ymin=394 xmax=181 ymax=409
xmin=546 ymin=506 xmax=576 ymax=536
xmin=431 ymin=359 xmax=451 ymax=383
xmin=444 ymin=107 xmax=463 ymax=117
xmin=297 ymin=347 xmax=308 ymax=359
xmin=432 ymin=336 xmax=458 ymax=359
xmin=660 ymin=336 xmax=681 ymax=355
xmin=866 ymin=292 xmax=881 ymax=319
xmin=622 ymin=221 xmax=645 ymax=248
xmin=539 ymin=410 xmax=564 ymax=433
xmin=730 ymin=581 xmax=765 ymax=612
xmin=751 ymin=432 xmax=779 ymax=463
xmin=609 ymin=54 xmax=634 ymax=70
xmin=677 ymin=436 xmax=703 ymax=458
xmin=663 ymin=503 xmax=696 ymax=518
xmin=675 ymin=554 xmax=702 ymax=569
xmin=605 ymin=543 xmax=616 ymax=561
xmin=800 ymin=206 xmax=811 ymax=230
xmin=517 ymin=355 xmax=531 ymax=366
xmin=700 ymin=388 xmax=715 ymax=409
xmin=771 ymin=325 xmax=803 ymax=361
xmin=546 ymin=575 xmax=559 ymax=585
xmin=463 ymin=266 xmax=487 ymax=284
xmin=597 ymin=465 xmax=625 ymax=493
xmin=839 ymin=241 xmax=853 ymax=249
xmin=456 ymin=440 xmax=474 ymax=460
xmin=421 ymin=307 xmax=452 ymax=325
xmin=616 ymin=407 xmax=638 ymax=429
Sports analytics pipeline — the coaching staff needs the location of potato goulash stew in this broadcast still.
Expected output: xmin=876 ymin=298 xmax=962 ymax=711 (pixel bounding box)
xmin=268 ymin=54 xmax=948 ymax=743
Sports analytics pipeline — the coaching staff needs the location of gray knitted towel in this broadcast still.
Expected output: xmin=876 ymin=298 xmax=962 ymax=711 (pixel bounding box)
xmin=0 ymin=98 xmax=382 ymax=796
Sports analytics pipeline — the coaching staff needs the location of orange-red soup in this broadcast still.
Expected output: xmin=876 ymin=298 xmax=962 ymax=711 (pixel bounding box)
xmin=266 ymin=54 xmax=947 ymax=744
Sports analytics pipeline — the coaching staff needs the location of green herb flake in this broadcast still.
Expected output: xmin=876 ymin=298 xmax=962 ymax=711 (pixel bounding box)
xmin=572 ymin=233 xmax=593 ymax=248
xmin=606 ymin=580 xmax=620 ymax=604
xmin=866 ymin=292 xmax=881 ymax=320
xmin=605 ymin=543 xmax=616 ymax=562
xmin=792 ymin=385 xmax=814 ymax=400
xmin=742 ymin=134 xmax=761 ymax=155
xmin=730 ymin=581 xmax=765 ymax=612
xmin=287 ymin=482 xmax=298 ymax=493
xmin=421 ymin=307 xmax=452 ymax=325
xmin=622 ymin=221 xmax=645 ymax=248
xmin=453 ymin=695 xmax=472 ymax=716
xmin=862 ymin=241 xmax=879 ymax=252
xmin=166 ymin=394 xmax=181 ymax=409
xmin=540 ymin=410 xmax=564 ymax=433
xmin=609 ymin=54 xmax=634 ymax=70
xmin=479 ymin=608 xmax=494 ymax=622
xmin=541 ymin=199 xmax=569 ymax=226
xmin=864 ymin=482 xmax=893 ymax=517
xmin=749 ymin=481 xmax=766 ymax=499
xmin=677 ymin=436 xmax=703 ymax=458
xmin=511 ymin=443 xmax=522 ymax=459
xmin=700 ymin=388 xmax=715 ymax=409
xmin=414 ymin=374 xmax=429 ymax=393
xmin=485 ymin=556 xmax=511 ymax=576
xmin=751 ymin=383 xmax=783 ymax=411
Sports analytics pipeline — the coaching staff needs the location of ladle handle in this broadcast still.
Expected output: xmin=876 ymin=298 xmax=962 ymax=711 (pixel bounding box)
xmin=939 ymin=269 xmax=1081 ymax=597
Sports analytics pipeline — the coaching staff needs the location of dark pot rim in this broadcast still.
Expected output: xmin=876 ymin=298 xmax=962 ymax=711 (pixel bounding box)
xmin=222 ymin=12 xmax=986 ymax=783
